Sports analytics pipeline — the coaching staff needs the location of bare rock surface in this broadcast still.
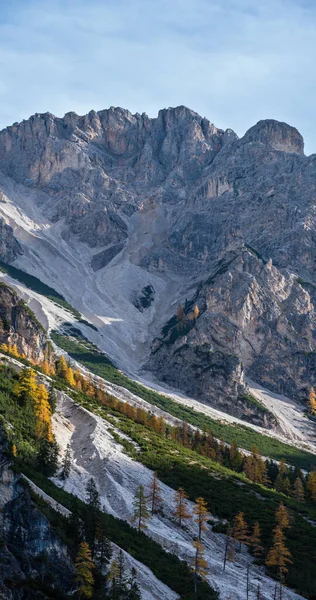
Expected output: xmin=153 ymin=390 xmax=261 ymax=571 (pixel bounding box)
xmin=0 ymin=106 xmax=315 ymax=419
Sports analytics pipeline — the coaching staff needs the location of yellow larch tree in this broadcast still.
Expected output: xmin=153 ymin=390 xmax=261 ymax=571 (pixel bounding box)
xmin=34 ymin=383 xmax=53 ymax=441
xmin=193 ymin=497 xmax=209 ymax=540
xmin=308 ymin=387 xmax=316 ymax=415
xmin=173 ymin=487 xmax=191 ymax=527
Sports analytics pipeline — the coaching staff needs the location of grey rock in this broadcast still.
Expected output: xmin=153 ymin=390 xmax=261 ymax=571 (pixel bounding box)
xmin=0 ymin=106 xmax=315 ymax=420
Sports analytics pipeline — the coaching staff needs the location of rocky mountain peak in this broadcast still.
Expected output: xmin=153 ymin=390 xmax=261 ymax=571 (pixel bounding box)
xmin=242 ymin=119 xmax=304 ymax=154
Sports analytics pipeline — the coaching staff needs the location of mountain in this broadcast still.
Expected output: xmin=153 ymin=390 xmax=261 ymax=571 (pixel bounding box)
xmin=0 ymin=107 xmax=315 ymax=424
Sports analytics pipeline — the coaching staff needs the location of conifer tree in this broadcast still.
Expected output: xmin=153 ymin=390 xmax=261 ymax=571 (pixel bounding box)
xmin=85 ymin=478 xmax=101 ymax=557
xmin=275 ymin=502 xmax=289 ymax=529
xmin=191 ymin=539 xmax=208 ymax=599
xmin=36 ymin=438 xmax=59 ymax=476
xmin=66 ymin=364 xmax=76 ymax=387
xmin=94 ymin=516 xmax=112 ymax=572
xmin=292 ymin=477 xmax=305 ymax=502
xmin=266 ymin=526 xmax=292 ymax=584
xmin=127 ymin=568 xmax=142 ymax=599
xmin=56 ymin=354 xmax=68 ymax=379
xmin=173 ymin=487 xmax=191 ymax=527
xmin=60 ymin=443 xmax=72 ymax=480
xmin=117 ymin=549 xmax=128 ymax=597
xmin=232 ymin=512 xmax=249 ymax=551
xmin=193 ymin=497 xmax=209 ymax=540
xmin=75 ymin=541 xmax=94 ymax=599
xmin=48 ymin=385 xmax=57 ymax=413
xmin=306 ymin=472 xmax=316 ymax=502
xmin=308 ymin=387 xmax=316 ymax=415
xmin=34 ymin=382 xmax=53 ymax=441
xmin=108 ymin=558 xmax=119 ymax=599
xmin=249 ymin=521 xmax=263 ymax=558
xmin=223 ymin=529 xmax=235 ymax=571
xmin=11 ymin=343 xmax=19 ymax=358
xmin=148 ymin=471 xmax=163 ymax=515
xmin=133 ymin=485 xmax=150 ymax=532
xmin=41 ymin=360 xmax=51 ymax=376
xmin=14 ymin=367 xmax=37 ymax=404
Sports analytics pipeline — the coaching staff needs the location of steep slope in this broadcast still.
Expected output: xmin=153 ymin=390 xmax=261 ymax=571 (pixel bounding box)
xmin=0 ymin=107 xmax=314 ymax=421
xmin=0 ymin=428 xmax=75 ymax=600
xmin=52 ymin=393 xmax=304 ymax=600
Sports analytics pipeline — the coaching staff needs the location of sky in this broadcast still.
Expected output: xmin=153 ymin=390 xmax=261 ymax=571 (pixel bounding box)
xmin=0 ymin=0 xmax=316 ymax=153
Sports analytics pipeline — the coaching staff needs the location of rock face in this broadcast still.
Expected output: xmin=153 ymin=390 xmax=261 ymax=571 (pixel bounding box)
xmin=0 ymin=107 xmax=315 ymax=419
xmin=0 ymin=427 xmax=74 ymax=599
xmin=0 ymin=217 xmax=22 ymax=263
xmin=0 ymin=283 xmax=50 ymax=363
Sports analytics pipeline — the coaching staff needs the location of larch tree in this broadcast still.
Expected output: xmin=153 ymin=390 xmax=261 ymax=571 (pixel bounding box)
xmin=75 ymin=541 xmax=95 ymax=599
xmin=56 ymin=355 xmax=68 ymax=379
xmin=308 ymin=387 xmax=316 ymax=414
xmin=266 ymin=525 xmax=292 ymax=585
xmin=306 ymin=472 xmax=316 ymax=503
xmin=14 ymin=367 xmax=37 ymax=404
xmin=173 ymin=487 xmax=191 ymax=527
xmin=292 ymin=477 xmax=305 ymax=502
xmin=191 ymin=539 xmax=208 ymax=599
xmin=249 ymin=521 xmax=263 ymax=558
xmin=275 ymin=502 xmax=290 ymax=529
xmin=232 ymin=512 xmax=249 ymax=551
xmin=148 ymin=471 xmax=163 ymax=515
xmin=133 ymin=485 xmax=150 ymax=532
xmin=193 ymin=497 xmax=209 ymax=540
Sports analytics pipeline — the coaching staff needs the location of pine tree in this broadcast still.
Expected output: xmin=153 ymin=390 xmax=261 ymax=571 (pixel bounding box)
xmin=306 ymin=472 xmax=316 ymax=502
xmin=36 ymin=438 xmax=59 ymax=476
xmin=85 ymin=478 xmax=101 ymax=557
xmin=232 ymin=512 xmax=249 ymax=551
xmin=75 ymin=541 xmax=95 ymax=599
xmin=95 ymin=516 xmax=112 ymax=572
xmin=191 ymin=539 xmax=208 ymax=599
xmin=193 ymin=497 xmax=209 ymax=540
xmin=60 ymin=443 xmax=72 ymax=480
xmin=308 ymin=387 xmax=316 ymax=414
xmin=249 ymin=521 xmax=263 ymax=558
xmin=266 ymin=525 xmax=292 ymax=583
xmin=127 ymin=571 xmax=142 ymax=600
xmin=133 ymin=485 xmax=150 ymax=532
xmin=117 ymin=549 xmax=128 ymax=597
xmin=148 ymin=471 xmax=163 ymax=515
xmin=173 ymin=487 xmax=191 ymax=527
xmin=292 ymin=477 xmax=305 ymax=502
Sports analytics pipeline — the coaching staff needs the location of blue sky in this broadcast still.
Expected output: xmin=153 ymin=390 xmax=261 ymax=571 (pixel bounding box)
xmin=1 ymin=0 xmax=316 ymax=153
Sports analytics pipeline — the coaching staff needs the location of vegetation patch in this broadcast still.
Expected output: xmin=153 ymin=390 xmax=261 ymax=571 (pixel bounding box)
xmin=51 ymin=331 xmax=316 ymax=471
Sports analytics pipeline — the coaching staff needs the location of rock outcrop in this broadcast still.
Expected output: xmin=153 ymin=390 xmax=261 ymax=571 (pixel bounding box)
xmin=0 ymin=283 xmax=50 ymax=363
xmin=0 ymin=427 xmax=74 ymax=599
xmin=0 ymin=106 xmax=315 ymax=420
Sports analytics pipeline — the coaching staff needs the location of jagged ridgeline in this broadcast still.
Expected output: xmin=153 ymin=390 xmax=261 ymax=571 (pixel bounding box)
xmin=0 ymin=106 xmax=315 ymax=599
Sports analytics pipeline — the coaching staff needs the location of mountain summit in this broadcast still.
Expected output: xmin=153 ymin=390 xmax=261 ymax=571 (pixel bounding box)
xmin=0 ymin=106 xmax=314 ymax=421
